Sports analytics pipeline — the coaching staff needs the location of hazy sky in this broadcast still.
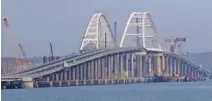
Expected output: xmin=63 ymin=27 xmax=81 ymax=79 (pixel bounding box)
xmin=2 ymin=0 xmax=212 ymax=57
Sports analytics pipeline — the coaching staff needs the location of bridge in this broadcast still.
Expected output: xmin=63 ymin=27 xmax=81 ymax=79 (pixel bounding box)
xmin=2 ymin=12 xmax=210 ymax=89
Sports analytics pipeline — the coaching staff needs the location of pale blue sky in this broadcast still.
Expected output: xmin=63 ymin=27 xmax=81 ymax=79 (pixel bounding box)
xmin=2 ymin=0 xmax=212 ymax=57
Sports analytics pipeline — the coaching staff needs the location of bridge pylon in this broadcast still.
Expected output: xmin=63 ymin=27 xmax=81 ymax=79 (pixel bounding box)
xmin=120 ymin=12 xmax=162 ymax=51
xmin=80 ymin=12 xmax=116 ymax=52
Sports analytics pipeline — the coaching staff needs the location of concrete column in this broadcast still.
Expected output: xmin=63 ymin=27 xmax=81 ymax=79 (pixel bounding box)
xmin=188 ymin=66 xmax=191 ymax=77
xmin=98 ymin=58 xmax=101 ymax=79
xmin=182 ymin=63 xmax=186 ymax=76
xmin=120 ymin=54 xmax=124 ymax=78
xmin=101 ymin=57 xmax=105 ymax=79
xmin=94 ymin=59 xmax=98 ymax=79
xmin=156 ymin=56 xmax=161 ymax=76
xmin=76 ymin=65 xmax=80 ymax=80
xmin=131 ymin=53 xmax=134 ymax=78
xmin=136 ymin=55 xmax=139 ymax=77
xmin=169 ymin=57 xmax=172 ymax=76
xmin=136 ymin=55 xmax=142 ymax=77
xmin=91 ymin=61 xmax=94 ymax=79
xmin=45 ymin=76 xmax=50 ymax=81
xmin=165 ymin=56 xmax=169 ymax=76
xmin=64 ymin=70 xmax=68 ymax=81
xmin=148 ymin=56 xmax=152 ymax=77
xmin=114 ymin=54 xmax=119 ymax=78
xmin=142 ymin=56 xmax=146 ymax=77
xmin=105 ymin=57 xmax=108 ymax=78
xmin=111 ymin=56 xmax=114 ymax=78
xmin=194 ymin=69 xmax=197 ymax=78
xmin=179 ymin=63 xmax=182 ymax=77
xmin=192 ymin=68 xmax=195 ymax=78
xmin=162 ymin=56 xmax=165 ymax=75
xmin=126 ymin=53 xmax=129 ymax=78
xmin=83 ymin=63 xmax=87 ymax=80
xmin=180 ymin=63 xmax=183 ymax=77
xmin=55 ymin=73 xmax=59 ymax=81
xmin=80 ymin=65 xmax=83 ymax=80
xmin=193 ymin=68 xmax=196 ymax=77
xmin=140 ymin=55 xmax=143 ymax=77
xmin=197 ymin=71 xmax=200 ymax=78
xmin=171 ymin=58 xmax=174 ymax=76
xmin=51 ymin=73 xmax=55 ymax=81
xmin=184 ymin=64 xmax=187 ymax=77
xmin=190 ymin=67 xmax=193 ymax=77
xmin=88 ymin=62 xmax=91 ymax=80
xmin=72 ymin=68 xmax=76 ymax=80
xmin=173 ymin=59 xmax=176 ymax=76
xmin=186 ymin=65 xmax=189 ymax=76
xmin=59 ymin=71 xmax=63 ymax=81
xmin=108 ymin=56 xmax=111 ymax=79
xmin=182 ymin=63 xmax=186 ymax=77
xmin=176 ymin=59 xmax=180 ymax=76
xmin=69 ymin=68 xmax=72 ymax=80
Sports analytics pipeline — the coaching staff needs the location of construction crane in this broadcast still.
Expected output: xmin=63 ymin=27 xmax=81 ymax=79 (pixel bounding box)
xmin=163 ymin=37 xmax=186 ymax=77
xmin=3 ymin=18 xmax=21 ymax=73
xmin=43 ymin=43 xmax=58 ymax=64
xmin=18 ymin=44 xmax=31 ymax=68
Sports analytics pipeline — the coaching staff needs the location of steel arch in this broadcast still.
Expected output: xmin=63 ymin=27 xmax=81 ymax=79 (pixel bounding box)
xmin=80 ymin=12 xmax=115 ymax=52
xmin=120 ymin=12 xmax=162 ymax=51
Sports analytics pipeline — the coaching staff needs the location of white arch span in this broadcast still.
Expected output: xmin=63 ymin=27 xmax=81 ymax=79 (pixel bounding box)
xmin=80 ymin=12 xmax=116 ymax=52
xmin=120 ymin=12 xmax=162 ymax=51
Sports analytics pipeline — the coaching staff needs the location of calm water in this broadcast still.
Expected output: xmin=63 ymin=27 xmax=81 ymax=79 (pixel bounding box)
xmin=2 ymin=80 xmax=212 ymax=101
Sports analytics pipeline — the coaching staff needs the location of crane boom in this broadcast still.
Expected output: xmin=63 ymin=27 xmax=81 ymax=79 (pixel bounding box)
xmin=18 ymin=44 xmax=29 ymax=63
xmin=3 ymin=18 xmax=21 ymax=73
